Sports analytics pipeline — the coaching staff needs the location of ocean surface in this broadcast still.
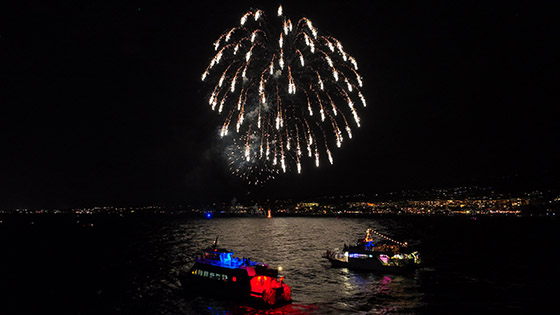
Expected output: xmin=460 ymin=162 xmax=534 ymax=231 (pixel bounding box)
xmin=0 ymin=215 xmax=556 ymax=314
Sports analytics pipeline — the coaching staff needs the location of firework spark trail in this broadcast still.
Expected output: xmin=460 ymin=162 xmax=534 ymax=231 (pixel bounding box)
xmin=202 ymin=5 xmax=366 ymax=184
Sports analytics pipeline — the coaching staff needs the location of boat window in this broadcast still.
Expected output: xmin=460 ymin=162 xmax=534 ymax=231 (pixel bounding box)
xmin=348 ymin=253 xmax=369 ymax=259
xmin=378 ymin=254 xmax=389 ymax=265
xmin=203 ymin=271 xmax=208 ymax=277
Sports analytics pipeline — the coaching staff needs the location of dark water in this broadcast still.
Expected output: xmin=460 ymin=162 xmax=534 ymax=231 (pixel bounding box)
xmin=1 ymin=215 xmax=557 ymax=314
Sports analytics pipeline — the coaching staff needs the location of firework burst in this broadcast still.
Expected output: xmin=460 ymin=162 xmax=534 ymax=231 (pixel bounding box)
xmin=202 ymin=5 xmax=366 ymax=184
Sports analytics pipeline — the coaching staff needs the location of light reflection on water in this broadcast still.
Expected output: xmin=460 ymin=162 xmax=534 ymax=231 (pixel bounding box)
xmin=3 ymin=215 xmax=554 ymax=314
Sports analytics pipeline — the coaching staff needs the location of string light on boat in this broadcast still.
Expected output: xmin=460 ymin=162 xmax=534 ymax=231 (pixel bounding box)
xmin=367 ymin=228 xmax=408 ymax=247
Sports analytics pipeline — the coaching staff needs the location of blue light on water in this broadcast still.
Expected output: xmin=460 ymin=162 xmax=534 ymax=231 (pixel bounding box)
xmin=206 ymin=213 xmax=212 ymax=219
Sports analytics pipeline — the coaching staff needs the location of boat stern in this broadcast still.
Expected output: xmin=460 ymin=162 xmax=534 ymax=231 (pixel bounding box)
xmin=250 ymin=274 xmax=292 ymax=306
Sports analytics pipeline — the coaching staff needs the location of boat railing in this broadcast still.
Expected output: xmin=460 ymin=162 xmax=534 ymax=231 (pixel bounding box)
xmin=198 ymin=254 xmax=262 ymax=269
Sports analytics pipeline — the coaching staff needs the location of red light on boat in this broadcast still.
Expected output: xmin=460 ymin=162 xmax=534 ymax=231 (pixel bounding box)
xmin=232 ymin=277 xmax=236 ymax=282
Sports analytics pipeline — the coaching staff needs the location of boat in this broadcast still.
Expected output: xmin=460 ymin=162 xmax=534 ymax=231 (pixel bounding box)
xmin=179 ymin=237 xmax=292 ymax=307
xmin=323 ymin=228 xmax=421 ymax=272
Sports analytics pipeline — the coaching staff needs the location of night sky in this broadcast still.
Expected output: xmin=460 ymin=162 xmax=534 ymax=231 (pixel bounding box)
xmin=1 ymin=1 xmax=558 ymax=209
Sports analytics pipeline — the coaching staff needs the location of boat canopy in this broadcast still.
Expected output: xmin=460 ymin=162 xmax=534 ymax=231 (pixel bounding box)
xmin=199 ymin=248 xmax=266 ymax=270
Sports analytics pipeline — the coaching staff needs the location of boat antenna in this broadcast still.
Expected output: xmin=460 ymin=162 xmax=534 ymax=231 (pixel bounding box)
xmin=369 ymin=228 xmax=408 ymax=247
xmin=213 ymin=236 xmax=219 ymax=249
